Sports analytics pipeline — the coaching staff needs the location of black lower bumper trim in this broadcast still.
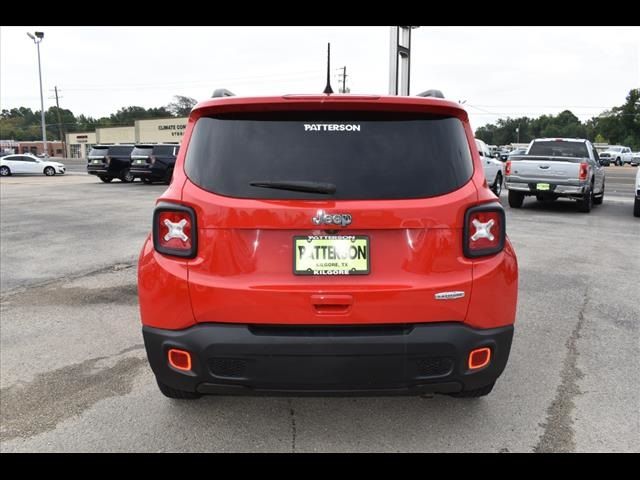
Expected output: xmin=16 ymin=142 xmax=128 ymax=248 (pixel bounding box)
xmin=143 ymin=322 xmax=514 ymax=396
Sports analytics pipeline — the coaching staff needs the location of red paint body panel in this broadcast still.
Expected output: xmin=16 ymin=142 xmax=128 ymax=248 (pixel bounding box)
xmin=138 ymin=94 xmax=518 ymax=332
xmin=138 ymin=235 xmax=195 ymax=329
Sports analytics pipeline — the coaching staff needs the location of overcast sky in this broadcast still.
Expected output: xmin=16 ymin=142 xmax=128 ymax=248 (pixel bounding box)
xmin=1 ymin=26 xmax=638 ymax=131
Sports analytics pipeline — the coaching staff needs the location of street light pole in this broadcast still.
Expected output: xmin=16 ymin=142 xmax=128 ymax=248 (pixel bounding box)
xmin=27 ymin=31 xmax=47 ymax=156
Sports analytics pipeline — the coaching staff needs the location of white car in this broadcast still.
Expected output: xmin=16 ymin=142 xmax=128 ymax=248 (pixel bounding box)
xmin=0 ymin=153 xmax=66 ymax=176
xmin=599 ymin=146 xmax=633 ymax=166
xmin=631 ymin=152 xmax=640 ymax=166
xmin=475 ymin=138 xmax=504 ymax=196
xmin=634 ymin=168 xmax=640 ymax=217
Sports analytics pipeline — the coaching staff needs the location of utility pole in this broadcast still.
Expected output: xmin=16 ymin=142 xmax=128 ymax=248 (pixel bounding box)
xmin=53 ymin=86 xmax=66 ymax=157
xmin=338 ymin=66 xmax=348 ymax=93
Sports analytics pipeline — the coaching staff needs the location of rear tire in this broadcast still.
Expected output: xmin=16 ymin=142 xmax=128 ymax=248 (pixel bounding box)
xmin=120 ymin=169 xmax=135 ymax=183
xmin=0 ymin=166 xmax=11 ymax=176
xmin=449 ymin=382 xmax=495 ymax=398
xmin=44 ymin=166 xmax=55 ymax=176
xmin=616 ymin=157 xmax=622 ymax=166
xmin=491 ymin=173 xmax=503 ymax=196
xmin=508 ymin=190 xmax=524 ymax=208
xmin=156 ymin=379 xmax=201 ymax=400
xmin=634 ymin=198 xmax=640 ymax=217
xmin=98 ymin=176 xmax=113 ymax=183
xmin=577 ymin=187 xmax=593 ymax=213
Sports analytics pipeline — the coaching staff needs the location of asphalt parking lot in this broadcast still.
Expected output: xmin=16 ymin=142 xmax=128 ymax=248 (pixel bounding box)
xmin=1 ymin=167 xmax=638 ymax=452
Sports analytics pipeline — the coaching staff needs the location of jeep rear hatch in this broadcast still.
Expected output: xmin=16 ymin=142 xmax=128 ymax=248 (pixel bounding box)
xmin=181 ymin=110 xmax=478 ymax=325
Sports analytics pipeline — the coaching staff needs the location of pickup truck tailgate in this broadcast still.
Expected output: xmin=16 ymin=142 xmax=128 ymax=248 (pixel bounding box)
xmin=508 ymin=155 xmax=582 ymax=183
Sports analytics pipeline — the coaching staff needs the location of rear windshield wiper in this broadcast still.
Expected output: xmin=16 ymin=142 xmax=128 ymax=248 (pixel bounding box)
xmin=249 ymin=180 xmax=336 ymax=194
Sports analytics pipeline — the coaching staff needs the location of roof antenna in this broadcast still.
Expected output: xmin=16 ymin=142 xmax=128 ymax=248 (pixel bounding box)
xmin=323 ymin=43 xmax=334 ymax=94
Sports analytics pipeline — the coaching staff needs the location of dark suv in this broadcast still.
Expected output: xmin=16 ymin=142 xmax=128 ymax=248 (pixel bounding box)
xmin=87 ymin=145 xmax=135 ymax=183
xmin=130 ymin=144 xmax=180 ymax=184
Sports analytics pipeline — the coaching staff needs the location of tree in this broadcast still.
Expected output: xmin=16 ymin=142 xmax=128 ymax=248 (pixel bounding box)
xmin=166 ymin=95 xmax=197 ymax=117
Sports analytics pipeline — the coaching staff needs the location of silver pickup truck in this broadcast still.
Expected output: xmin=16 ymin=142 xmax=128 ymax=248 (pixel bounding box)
xmin=505 ymin=138 xmax=606 ymax=213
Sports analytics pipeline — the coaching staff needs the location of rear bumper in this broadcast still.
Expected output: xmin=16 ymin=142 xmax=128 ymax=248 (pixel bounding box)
xmin=143 ymin=322 xmax=514 ymax=396
xmin=131 ymin=166 xmax=164 ymax=179
xmin=505 ymin=180 xmax=587 ymax=196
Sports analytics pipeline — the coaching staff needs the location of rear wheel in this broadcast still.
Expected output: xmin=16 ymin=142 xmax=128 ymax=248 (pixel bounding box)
xmin=156 ymin=378 xmax=201 ymax=400
xmin=0 ymin=166 xmax=10 ymax=176
xmin=98 ymin=176 xmax=113 ymax=183
xmin=44 ymin=166 xmax=55 ymax=176
xmin=508 ymin=190 xmax=524 ymax=208
xmin=491 ymin=173 xmax=502 ymax=196
xmin=616 ymin=157 xmax=622 ymax=166
xmin=577 ymin=187 xmax=593 ymax=213
xmin=120 ymin=169 xmax=135 ymax=183
xmin=449 ymin=382 xmax=495 ymax=398
xmin=634 ymin=197 xmax=640 ymax=217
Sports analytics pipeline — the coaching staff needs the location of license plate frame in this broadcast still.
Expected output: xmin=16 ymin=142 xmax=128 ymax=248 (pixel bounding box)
xmin=293 ymin=235 xmax=370 ymax=276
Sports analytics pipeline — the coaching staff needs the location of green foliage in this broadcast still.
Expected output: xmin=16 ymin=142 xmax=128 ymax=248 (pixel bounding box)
xmin=475 ymin=89 xmax=640 ymax=150
xmin=167 ymin=96 xmax=197 ymax=117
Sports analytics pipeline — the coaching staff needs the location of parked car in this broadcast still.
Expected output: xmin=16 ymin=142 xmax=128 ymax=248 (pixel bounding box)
xmin=505 ymin=138 xmax=605 ymax=212
xmin=0 ymin=153 xmax=65 ymax=176
xmin=507 ymin=147 xmax=527 ymax=159
xmin=86 ymin=144 xmax=135 ymax=183
xmin=495 ymin=148 xmax=511 ymax=161
xmin=598 ymin=146 xmax=633 ymax=166
xmin=475 ymin=138 xmax=504 ymax=196
xmin=634 ymin=168 xmax=640 ymax=217
xmin=130 ymin=143 xmax=180 ymax=184
xmin=138 ymin=89 xmax=519 ymax=400
xmin=631 ymin=151 xmax=640 ymax=167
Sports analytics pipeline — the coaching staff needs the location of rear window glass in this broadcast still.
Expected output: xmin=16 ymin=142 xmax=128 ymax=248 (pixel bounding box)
xmin=185 ymin=112 xmax=473 ymax=200
xmin=153 ymin=145 xmax=177 ymax=156
xmin=108 ymin=146 xmax=133 ymax=156
xmin=528 ymin=141 xmax=588 ymax=159
xmin=131 ymin=147 xmax=153 ymax=157
xmin=88 ymin=147 xmax=108 ymax=157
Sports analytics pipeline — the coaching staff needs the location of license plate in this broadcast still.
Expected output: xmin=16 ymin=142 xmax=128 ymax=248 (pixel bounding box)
xmin=92 ymin=159 xmax=102 ymax=164
xmin=135 ymin=159 xmax=145 ymax=164
xmin=536 ymin=183 xmax=550 ymax=191
xmin=293 ymin=235 xmax=369 ymax=275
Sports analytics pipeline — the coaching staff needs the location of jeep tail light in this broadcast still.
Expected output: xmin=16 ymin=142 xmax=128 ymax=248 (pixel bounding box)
xmin=464 ymin=203 xmax=506 ymax=258
xmin=149 ymin=155 xmax=156 ymax=164
xmin=153 ymin=202 xmax=197 ymax=258
xmin=505 ymin=160 xmax=511 ymax=176
xmin=579 ymin=162 xmax=588 ymax=180
xmin=105 ymin=156 xmax=111 ymax=165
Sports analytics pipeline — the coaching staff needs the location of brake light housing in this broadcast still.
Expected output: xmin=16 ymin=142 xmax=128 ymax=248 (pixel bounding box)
xmin=463 ymin=203 xmax=506 ymax=258
xmin=505 ymin=160 xmax=511 ymax=176
xmin=579 ymin=162 xmax=588 ymax=180
xmin=153 ymin=202 xmax=197 ymax=258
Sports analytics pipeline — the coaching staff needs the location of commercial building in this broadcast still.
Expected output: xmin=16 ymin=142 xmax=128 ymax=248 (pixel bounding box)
xmin=1 ymin=140 xmax=64 ymax=156
xmin=66 ymin=117 xmax=188 ymax=158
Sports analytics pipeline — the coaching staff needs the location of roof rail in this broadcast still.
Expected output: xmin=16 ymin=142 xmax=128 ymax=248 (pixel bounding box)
xmin=416 ymin=89 xmax=445 ymax=99
xmin=212 ymin=88 xmax=236 ymax=98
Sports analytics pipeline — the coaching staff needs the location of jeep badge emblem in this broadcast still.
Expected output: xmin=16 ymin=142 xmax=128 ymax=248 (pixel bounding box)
xmin=312 ymin=210 xmax=352 ymax=227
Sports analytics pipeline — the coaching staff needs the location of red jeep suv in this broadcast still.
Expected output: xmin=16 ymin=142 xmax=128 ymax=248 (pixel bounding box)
xmin=138 ymin=91 xmax=518 ymax=399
